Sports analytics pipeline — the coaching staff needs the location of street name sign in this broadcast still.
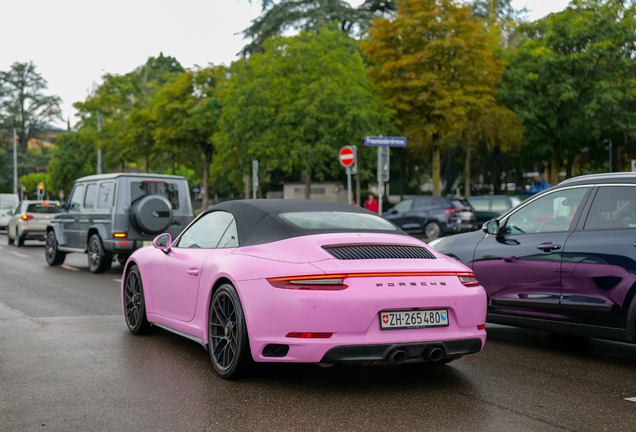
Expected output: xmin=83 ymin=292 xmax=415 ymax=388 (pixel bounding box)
xmin=363 ymin=136 xmax=407 ymax=147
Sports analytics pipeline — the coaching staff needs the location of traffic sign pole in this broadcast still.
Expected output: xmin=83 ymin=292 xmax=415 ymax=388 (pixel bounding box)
xmin=365 ymin=136 xmax=405 ymax=213
xmin=346 ymin=167 xmax=352 ymax=205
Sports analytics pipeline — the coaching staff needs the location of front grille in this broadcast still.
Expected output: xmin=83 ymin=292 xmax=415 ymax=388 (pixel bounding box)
xmin=323 ymin=244 xmax=436 ymax=260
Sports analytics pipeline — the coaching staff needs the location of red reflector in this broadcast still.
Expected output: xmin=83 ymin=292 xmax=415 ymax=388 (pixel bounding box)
xmin=117 ymin=241 xmax=130 ymax=245
xmin=477 ymin=324 xmax=485 ymax=330
xmin=444 ymin=208 xmax=463 ymax=214
xmin=113 ymin=233 xmax=127 ymax=238
xmin=22 ymin=214 xmax=34 ymax=220
xmin=286 ymin=332 xmax=333 ymax=339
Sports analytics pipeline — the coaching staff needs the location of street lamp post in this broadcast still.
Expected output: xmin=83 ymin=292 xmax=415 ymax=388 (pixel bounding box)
xmin=13 ymin=128 xmax=18 ymax=194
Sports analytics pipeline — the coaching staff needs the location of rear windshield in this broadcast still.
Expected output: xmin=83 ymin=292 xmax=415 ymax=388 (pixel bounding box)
xmin=26 ymin=203 xmax=63 ymax=213
xmin=280 ymin=212 xmax=396 ymax=231
xmin=131 ymin=181 xmax=180 ymax=209
xmin=451 ymin=199 xmax=472 ymax=210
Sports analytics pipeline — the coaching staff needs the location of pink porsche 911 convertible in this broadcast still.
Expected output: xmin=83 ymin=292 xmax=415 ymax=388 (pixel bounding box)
xmin=122 ymin=200 xmax=487 ymax=379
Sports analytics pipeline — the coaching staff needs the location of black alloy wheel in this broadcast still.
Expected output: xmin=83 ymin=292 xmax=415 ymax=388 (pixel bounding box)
xmin=124 ymin=265 xmax=153 ymax=334
xmin=45 ymin=231 xmax=66 ymax=266
xmin=424 ymin=221 xmax=443 ymax=240
xmin=88 ymin=234 xmax=113 ymax=274
xmin=208 ymin=284 xmax=252 ymax=379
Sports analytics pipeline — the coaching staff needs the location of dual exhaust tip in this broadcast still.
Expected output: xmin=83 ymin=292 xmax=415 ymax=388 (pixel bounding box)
xmin=387 ymin=346 xmax=445 ymax=365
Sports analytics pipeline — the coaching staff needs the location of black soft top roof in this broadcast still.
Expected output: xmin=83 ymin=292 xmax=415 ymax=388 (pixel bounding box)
xmin=207 ymin=199 xmax=407 ymax=247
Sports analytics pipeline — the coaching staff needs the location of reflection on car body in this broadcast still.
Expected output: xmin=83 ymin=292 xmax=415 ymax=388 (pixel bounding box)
xmin=431 ymin=173 xmax=636 ymax=345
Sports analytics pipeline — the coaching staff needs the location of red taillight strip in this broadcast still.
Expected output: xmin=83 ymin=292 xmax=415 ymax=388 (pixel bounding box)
xmin=268 ymin=272 xmax=460 ymax=282
xmin=268 ymin=271 xmax=481 ymax=290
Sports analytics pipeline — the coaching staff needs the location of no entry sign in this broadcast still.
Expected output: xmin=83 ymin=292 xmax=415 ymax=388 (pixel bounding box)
xmin=339 ymin=146 xmax=355 ymax=168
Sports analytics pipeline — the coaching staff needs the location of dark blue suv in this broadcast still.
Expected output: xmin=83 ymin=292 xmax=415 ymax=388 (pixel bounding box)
xmin=383 ymin=196 xmax=477 ymax=239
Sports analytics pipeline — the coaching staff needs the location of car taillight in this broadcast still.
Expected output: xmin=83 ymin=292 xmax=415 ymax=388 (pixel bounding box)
xmin=269 ymin=272 xmax=481 ymax=289
xmin=268 ymin=276 xmax=348 ymax=290
xmin=22 ymin=214 xmax=34 ymax=221
xmin=444 ymin=208 xmax=463 ymax=214
xmin=286 ymin=332 xmax=333 ymax=338
xmin=458 ymin=272 xmax=480 ymax=287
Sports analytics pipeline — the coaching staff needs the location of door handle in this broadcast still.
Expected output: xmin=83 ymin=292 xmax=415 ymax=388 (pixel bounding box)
xmin=187 ymin=268 xmax=199 ymax=276
xmin=537 ymin=242 xmax=561 ymax=252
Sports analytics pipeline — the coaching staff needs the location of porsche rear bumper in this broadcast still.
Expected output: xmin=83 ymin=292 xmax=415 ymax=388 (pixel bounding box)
xmin=236 ymin=274 xmax=487 ymax=363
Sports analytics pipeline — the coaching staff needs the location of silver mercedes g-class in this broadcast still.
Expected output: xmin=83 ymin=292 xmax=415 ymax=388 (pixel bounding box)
xmin=45 ymin=173 xmax=193 ymax=273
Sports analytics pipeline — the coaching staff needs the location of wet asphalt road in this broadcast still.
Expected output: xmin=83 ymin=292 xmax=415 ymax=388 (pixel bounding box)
xmin=1 ymin=234 xmax=636 ymax=431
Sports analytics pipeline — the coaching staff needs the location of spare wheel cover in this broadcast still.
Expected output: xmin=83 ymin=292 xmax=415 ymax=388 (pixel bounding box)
xmin=133 ymin=195 xmax=173 ymax=234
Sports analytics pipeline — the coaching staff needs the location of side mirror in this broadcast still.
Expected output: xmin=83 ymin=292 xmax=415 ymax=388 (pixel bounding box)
xmin=7 ymin=211 xmax=13 ymax=216
xmin=483 ymin=220 xmax=500 ymax=236
xmin=153 ymin=233 xmax=172 ymax=252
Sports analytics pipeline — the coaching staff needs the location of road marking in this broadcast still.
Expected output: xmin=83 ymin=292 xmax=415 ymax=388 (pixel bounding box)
xmin=113 ymin=279 xmax=122 ymax=283
xmin=61 ymin=265 xmax=80 ymax=272
xmin=625 ymin=397 xmax=636 ymax=403
xmin=10 ymin=251 xmax=30 ymax=259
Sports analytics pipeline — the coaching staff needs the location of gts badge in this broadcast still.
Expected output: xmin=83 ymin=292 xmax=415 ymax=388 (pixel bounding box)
xmin=376 ymin=281 xmax=446 ymax=287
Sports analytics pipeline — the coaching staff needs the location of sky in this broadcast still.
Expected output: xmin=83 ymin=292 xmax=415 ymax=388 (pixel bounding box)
xmin=0 ymin=0 xmax=571 ymax=128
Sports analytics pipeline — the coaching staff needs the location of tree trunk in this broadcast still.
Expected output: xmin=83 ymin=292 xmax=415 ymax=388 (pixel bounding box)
xmin=304 ymin=170 xmax=311 ymax=200
xmin=355 ymin=170 xmax=360 ymax=207
xmin=550 ymin=142 xmax=561 ymax=185
xmin=201 ymin=149 xmax=212 ymax=211
xmin=565 ymin=155 xmax=574 ymax=179
xmin=493 ymin=144 xmax=501 ymax=194
xmin=432 ymin=135 xmax=441 ymax=197
xmin=244 ymin=172 xmax=251 ymax=200
xmin=144 ymin=156 xmax=149 ymax=173
xmin=464 ymin=126 xmax=472 ymax=197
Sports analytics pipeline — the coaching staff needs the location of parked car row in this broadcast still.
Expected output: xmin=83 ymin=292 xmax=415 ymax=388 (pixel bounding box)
xmin=382 ymin=194 xmax=522 ymax=239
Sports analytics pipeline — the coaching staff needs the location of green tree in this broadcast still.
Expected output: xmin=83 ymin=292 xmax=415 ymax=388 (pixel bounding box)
xmin=363 ymin=0 xmax=501 ymax=196
xmin=73 ymin=53 xmax=184 ymax=172
xmin=0 ymin=62 xmax=63 ymax=153
xmin=47 ymin=131 xmax=97 ymax=195
xmin=501 ymin=0 xmax=636 ymax=183
xmin=241 ymin=0 xmax=397 ymax=55
xmin=18 ymin=172 xmax=50 ymax=198
xmin=153 ymin=66 xmax=226 ymax=210
xmin=218 ymin=28 xmax=392 ymax=199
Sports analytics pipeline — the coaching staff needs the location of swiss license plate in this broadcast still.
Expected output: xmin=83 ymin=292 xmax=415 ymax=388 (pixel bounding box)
xmin=460 ymin=211 xmax=473 ymax=220
xmin=142 ymin=241 xmax=153 ymax=247
xmin=380 ymin=309 xmax=449 ymax=330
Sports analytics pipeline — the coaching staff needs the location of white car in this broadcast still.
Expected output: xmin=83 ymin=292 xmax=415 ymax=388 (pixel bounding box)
xmin=0 ymin=194 xmax=19 ymax=230
xmin=7 ymin=201 xmax=62 ymax=246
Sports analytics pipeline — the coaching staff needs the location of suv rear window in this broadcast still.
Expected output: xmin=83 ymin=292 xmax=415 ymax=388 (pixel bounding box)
xmin=131 ymin=181 xmax=180 ymax=210
xmin=26 ymin=203 xmax=63 ymax=213
xmin=280 ymin=212 xmax=396 ymax=230
xmin=450 ymin=199 xmax=472 ymax=209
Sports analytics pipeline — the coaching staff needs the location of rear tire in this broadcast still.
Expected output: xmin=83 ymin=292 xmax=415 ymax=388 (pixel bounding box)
xmin=17 ymin=230 xmax=25 ymax=247
xmin=45 ymin=231 xmax=66 ymax=266
xmin=208 ymin=283 xmax=253 ymax=380
xmin=124 ymin=265 xmax=153 ymax=335
xmin=424 ymin=221 xmax=443 ymax=240
xmin=88 ymin=234 xmax=113 ymax=273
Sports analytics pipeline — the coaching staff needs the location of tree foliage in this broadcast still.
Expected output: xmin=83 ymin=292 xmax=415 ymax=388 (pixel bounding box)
xmin=218 ymin=28 xmax=393 ymax=198
xmin=47 ymin=131 xmax=97 ymax=195
xmin=0 ymin=62 xmax=62 ymax=152
xmin=501 ymin=0 xmax=636 ymax=183
xmin=153 ymin=66 xmax=226 ymax=209
xmin=363 ymin=0 xmax=503 ymax=195
xmin=241 ymin=0 xmax=397 ymax=55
